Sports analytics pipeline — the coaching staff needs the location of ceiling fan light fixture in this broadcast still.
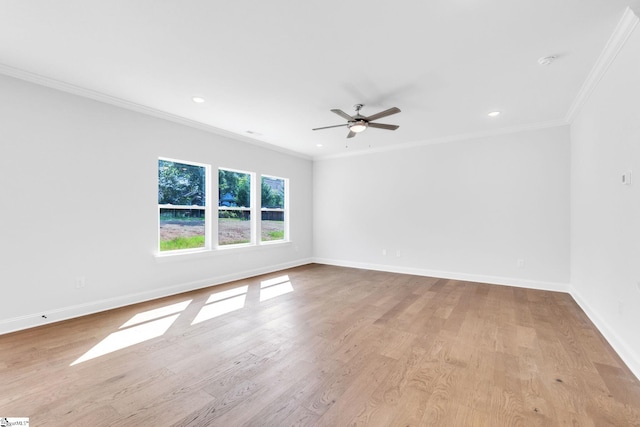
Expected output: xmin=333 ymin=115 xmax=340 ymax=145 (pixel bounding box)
xmin=349 ymin=120 xmax=368 ymax=133
xmin=312 ymin=104 xmax=400 ymax=139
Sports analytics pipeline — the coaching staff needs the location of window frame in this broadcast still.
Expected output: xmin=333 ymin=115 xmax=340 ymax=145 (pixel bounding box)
xmin=158 ymin=157 xmax=212 ymax=253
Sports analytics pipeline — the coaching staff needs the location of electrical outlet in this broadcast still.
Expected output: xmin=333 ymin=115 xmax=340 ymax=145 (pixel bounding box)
xmin=517 ymin=259 xmax=525 ymax=269
xmin=382 ymin=249 xmax=387 ymax=256
xmin=75 ymin=276 xmax=86 ymax=289
xmin=396 ymin=250 xmax=401 ymax=257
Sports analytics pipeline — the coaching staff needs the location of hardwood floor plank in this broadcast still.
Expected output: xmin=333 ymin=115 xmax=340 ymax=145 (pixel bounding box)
xmin=311 ymin=353 xmax=395 ymax=426
xmin=279 ymin=404 xmax=321 ymax=427
xmin=347 ymin=344 xmax=430 ymax=426
xmin=1 ymin=264 xmax=639 ymax=426
xmin=190 ymin=355 xmax=320 ymax=426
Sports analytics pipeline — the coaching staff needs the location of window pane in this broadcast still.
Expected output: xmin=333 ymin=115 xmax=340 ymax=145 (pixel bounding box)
xmin=261 ymin=177 xmax=284 ymax=209
xmin=219 ymin=169 xmax=252 ymax=246
xmin=261 ymin=176 xmax=285 ymax=242
xmin=159 ymin=160 xmax=206 ymax=206
xmin=159 ymin=208 xmax=205 ymax=251
xmin=261 ymin=212 xmax=284 ymax=241
xmin=218 ymin=210 xmax=251 ymax=245
xmin=158 ymin=159 xmax=207 ymax=252
xmin=218 ymin=170 xmax=250 ymax=208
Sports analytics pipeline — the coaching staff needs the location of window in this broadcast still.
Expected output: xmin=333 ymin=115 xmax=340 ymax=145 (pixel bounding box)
xmin=158 ymin=159 xmax=209 ymax=252
xmin=218 ymin=168 xmax=254 ymax=246
xmin=261 ymin=175 xmax=287 ymax=242
xmin=157 ymin=159 xmax=288 ymax=254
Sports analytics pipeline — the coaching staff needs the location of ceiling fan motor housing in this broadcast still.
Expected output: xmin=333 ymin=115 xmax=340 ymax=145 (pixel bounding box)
xmin=349 ymin=120 xmax=368 ymax=133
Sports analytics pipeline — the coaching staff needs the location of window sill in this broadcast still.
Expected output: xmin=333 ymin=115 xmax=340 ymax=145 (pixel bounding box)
xmin=154 ymin=240 xmax=292 ymax=263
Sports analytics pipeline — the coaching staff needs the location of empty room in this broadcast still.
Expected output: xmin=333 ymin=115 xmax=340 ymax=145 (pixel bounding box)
xmin=1 ymin=1 xmax=640 ymax=426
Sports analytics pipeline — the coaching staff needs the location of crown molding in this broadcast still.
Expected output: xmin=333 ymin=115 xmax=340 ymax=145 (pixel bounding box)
xmin=565 ymin=7 xmax=639 ymax=123
xmin=4 ymin=3 xmax=635 ymax=165
xmin=313 ymin=118 xmax=568 ymax=161
xmin=0 ymin=63 xmax=312 ymax=161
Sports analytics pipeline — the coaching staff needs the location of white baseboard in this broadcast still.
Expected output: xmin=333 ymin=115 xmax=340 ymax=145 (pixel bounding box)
xmin=569 ymin=286 xmax=640 ymax=381
xmin=312 ymin=257 xmax=570 ymax=293
xmin=0 ymin=258 xmax=313 ymax=335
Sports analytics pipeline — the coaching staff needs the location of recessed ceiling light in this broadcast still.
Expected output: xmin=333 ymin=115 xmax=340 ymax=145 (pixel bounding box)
xmin=537 ymin=56 xmax=557 ymax=66
xmin=192 ymin=96 xmax=205 ymax=103
xmin=488 ymin=111 xmax=501 ymax=117
xmin=316 ymin=144 xmax=323 ymax=148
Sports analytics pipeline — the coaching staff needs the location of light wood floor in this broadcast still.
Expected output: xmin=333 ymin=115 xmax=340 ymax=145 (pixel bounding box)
xmin=2 ymin=264 xmax=640 ymax=426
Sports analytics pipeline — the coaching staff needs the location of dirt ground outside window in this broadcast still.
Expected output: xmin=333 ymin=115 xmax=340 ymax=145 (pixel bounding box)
xmin=160 ymin=219 xmax=284 ymax=245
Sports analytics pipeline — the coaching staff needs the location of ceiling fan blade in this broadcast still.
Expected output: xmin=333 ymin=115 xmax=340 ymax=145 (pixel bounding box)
xmin=364 ymin=107 xmax=401 ymax=122
xmin=312 ymin=124 xmax=349 ymax=131
xmin=368 ymin=122 xmax=399 ymax=131
xmin=331 ymin=109 xmax=355 ymax=121
xmin=347 ymin=130 xmax=356 ymax=138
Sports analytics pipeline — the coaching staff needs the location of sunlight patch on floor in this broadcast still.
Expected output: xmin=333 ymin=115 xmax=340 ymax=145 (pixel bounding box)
xmin=70 ymin=313 xmax=181 ymax=366
xmin=260 ymin=275 xmax=293 ymax=301
xmin=70 ymin=275 xmax=296 ymax=365
xmin=120 ymin=300 xmax=191 ymax=328
xmin=191 ymin=285 xmax=248 ymax=325
xmin=205 ymin=285 xmax=248 ymax=303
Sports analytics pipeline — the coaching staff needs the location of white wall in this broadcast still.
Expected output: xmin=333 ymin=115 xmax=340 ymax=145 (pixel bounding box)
xmin=314 ymin=125 xmax=571 ymax=289
xmin=570 ymin=16 xmax=640 ymax=377
xmin=0 ymin=74 xmax=313 ymax=333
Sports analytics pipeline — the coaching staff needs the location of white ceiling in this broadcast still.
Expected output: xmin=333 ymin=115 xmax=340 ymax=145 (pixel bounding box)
xmin=0 ymin=0 xmax=633 ymax=158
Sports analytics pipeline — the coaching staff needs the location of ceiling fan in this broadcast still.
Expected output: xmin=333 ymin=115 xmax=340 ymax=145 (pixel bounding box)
xmin=312 ymin=104 xmax=401 ymax=138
